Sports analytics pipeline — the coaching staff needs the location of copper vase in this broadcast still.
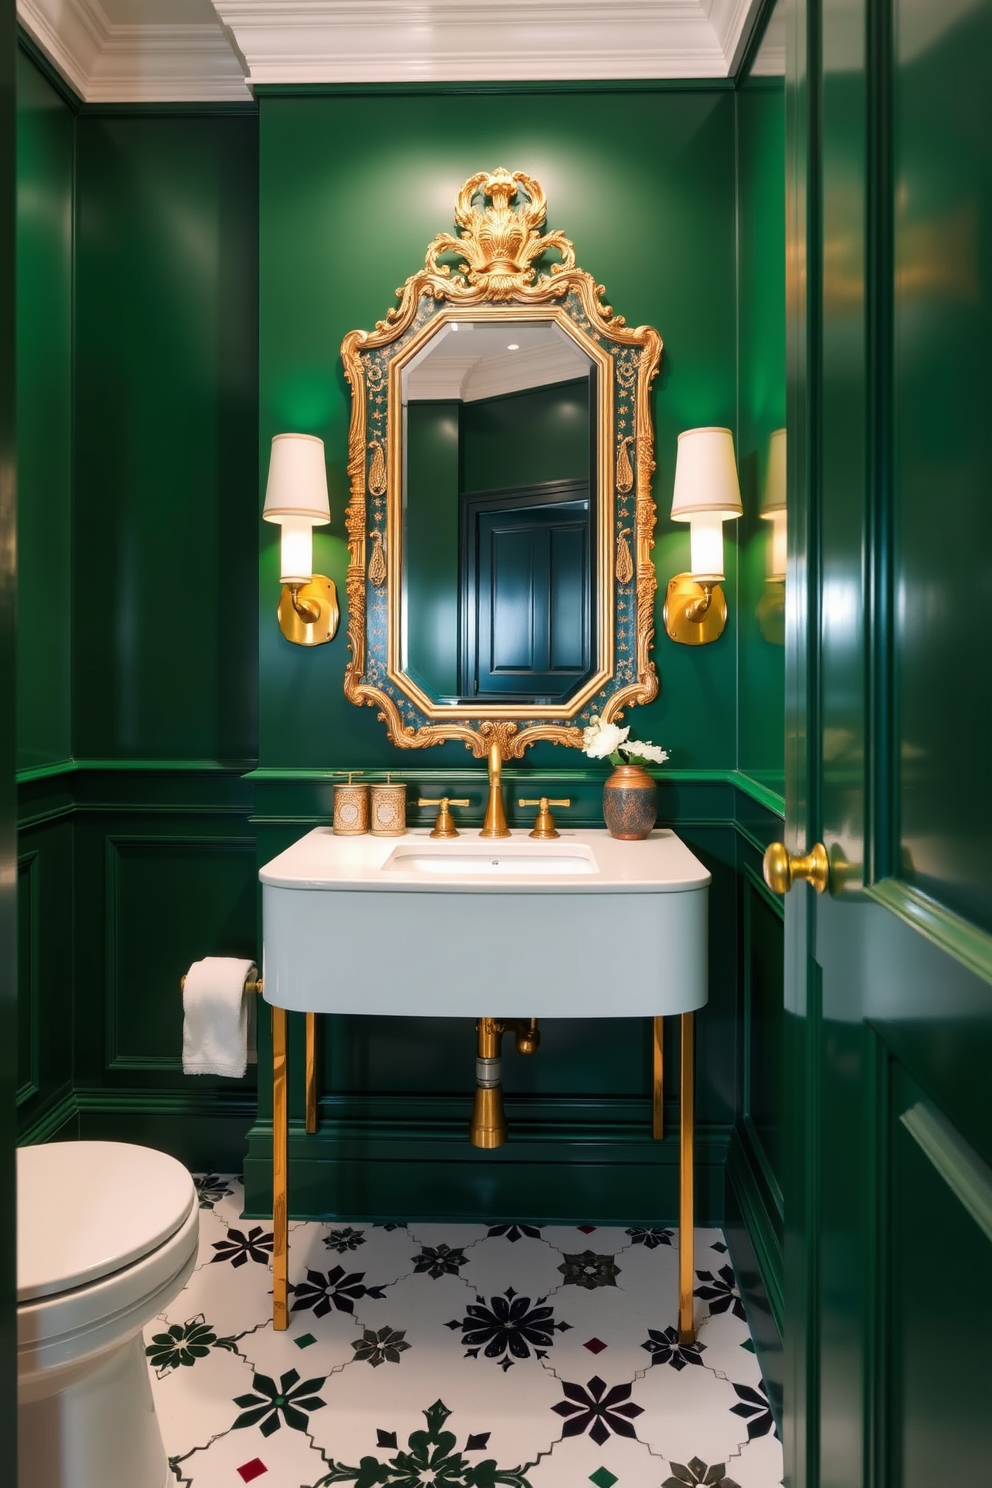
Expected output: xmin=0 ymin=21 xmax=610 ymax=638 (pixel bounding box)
xmin=602 ymin=762 xmax=658 ymax=840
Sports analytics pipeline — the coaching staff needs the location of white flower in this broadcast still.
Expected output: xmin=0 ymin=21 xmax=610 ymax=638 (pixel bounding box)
xmin=582 ymin=720 xmax=629 ymax=759
xmin=623 ymin=740 xmax=669 ymax=765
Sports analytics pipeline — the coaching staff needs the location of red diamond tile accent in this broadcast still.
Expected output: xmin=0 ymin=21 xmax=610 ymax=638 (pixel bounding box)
xmin=577 ymin=1224 xmax=597 ymax=1234
xmin=583 ymin=1337 xmax=608 ymax=1354
xmin=237 ymin=1460 xmax=267 ymax=1483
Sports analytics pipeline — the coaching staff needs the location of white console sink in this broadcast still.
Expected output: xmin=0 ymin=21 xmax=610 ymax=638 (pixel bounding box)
xmin=260 ymin=827 xmax=710 ymax=1019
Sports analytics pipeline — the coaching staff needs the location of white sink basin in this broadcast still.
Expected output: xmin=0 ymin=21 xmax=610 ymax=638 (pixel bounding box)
xmin=260 ymin=827 xmax=710 ymax=1019
xmin=383 ymin=845 xmax=597 ymax=877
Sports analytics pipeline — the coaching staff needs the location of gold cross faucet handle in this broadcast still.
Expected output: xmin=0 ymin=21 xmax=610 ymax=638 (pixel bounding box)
xmin=517 ymin=797 xmax=571 ymax=839
xmin=418 ymin=797 xmax=470 ymax=839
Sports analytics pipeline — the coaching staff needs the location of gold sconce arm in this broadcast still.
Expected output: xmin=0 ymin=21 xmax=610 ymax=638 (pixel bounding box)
xmin=663 ymin=573 xmax=729 ymax=646
xmin=277 ymin=576 xmax=340 ymax=647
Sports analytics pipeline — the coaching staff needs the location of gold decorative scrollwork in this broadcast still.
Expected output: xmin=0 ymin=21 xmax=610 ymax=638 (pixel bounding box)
xmin=368 ymin=530 xmax=386 ymax=587
xmin=341 ymin=169 xmax=662 ymax=760
xmin=616 ymin=436 xmax=634 ymax=495
xmin=616 ymin=528 xmax=634 ymax=585
xmin=368 ymin=439 xmax=387 ymax=497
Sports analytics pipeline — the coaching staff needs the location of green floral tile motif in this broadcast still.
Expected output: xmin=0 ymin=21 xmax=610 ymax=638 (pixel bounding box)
xmin=324 ymin=1227 xmax=367 ymax=1254
xmin=193 ymin=1173 xmax=233 ymax=1210
xmin=625 ymin=1226 xmax=674 ymax=1250
xmin=641 ymin=1326 xmax=707 ymax=1372
xmin=291 ymin=1266 xmax=387 ymax=1319
xmin=350 ymin=1326 xmax=411 ymax=1367
xmin=145 ymin=1315 xmax=239 ymax=1375
xmin=445 ymin=1288 xmax=571 ymax=1370
xmin=486 ymin=1223 xmax=542 ymax=1243
xmin=557 ymin=1251 xmax=621 ymax=1290
xmin=662 ymin=1459 xmax=740 ymax=1488
xmin=232 ymin=1367 xmax=327 ymax=1437
xmin=412 ymin=1243 xmax=468 ymax=1279
xmin=311 ymin=1399 xmax=533 ymax=1487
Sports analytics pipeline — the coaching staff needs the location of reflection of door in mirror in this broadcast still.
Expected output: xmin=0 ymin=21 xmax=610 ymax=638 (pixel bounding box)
xmin=401 ymin=320 xmax=596 ymax=707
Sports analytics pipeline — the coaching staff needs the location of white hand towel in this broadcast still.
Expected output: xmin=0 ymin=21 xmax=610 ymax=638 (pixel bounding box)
xmin=182 ymin=957 xmax=257 ymax=1078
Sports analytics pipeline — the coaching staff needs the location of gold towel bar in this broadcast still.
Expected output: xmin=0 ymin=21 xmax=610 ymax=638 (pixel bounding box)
xmin=180 ymin=970 xmax=263 ymax=997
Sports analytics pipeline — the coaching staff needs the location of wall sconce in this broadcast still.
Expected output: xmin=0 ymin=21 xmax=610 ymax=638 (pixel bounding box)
xmin=757 ymin=427 xmax=786 ymax=644
xmin=664 ymin=426 xmax=743 ymax=645
xmin=262 ymin=433 xmax=340 ymax=646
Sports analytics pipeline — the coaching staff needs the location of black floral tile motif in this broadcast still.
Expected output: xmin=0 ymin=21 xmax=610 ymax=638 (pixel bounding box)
xmin=412 ymin=1243 xmax=468 ymax=1279
xmin=232 ymin=1368 xmax=326 ymax=1437
xmin=487 ymin=1222 xmax=542 ymax=1243
xmin=731 ymin=1381 xmax=779 ymax=1441
xmin=626 ymin=1226 xmax=674 ymax=1250
xmin=324 ymin=1227 xmax=367 ymax=1254
xmin=350 ymin=1326 xmax=411 ymax=1367
xmin=641 ymin=1325 xmax=707 ymax=1371
xmin=663 ymin=1458 xmax=740 ymax=1488
xmin=694 ymin=1264 xmax=746 ymax=1322
xmin=558 ymin=1251 xmax=621 ymax=1289
xmin=311 ymin=1398 xmax=533 ymax=1486
xmin=373 ymin=1222 xmax=407 ymax=1232
xmin=211 ymin=1226 xmax=274 ymax=1268
xmin=194 ymin=1173 xmax=234 ymax=1210
xmin=551 ymin=1375 xmax=644 ymax=1446
xmin=145 ymin=1315 xmax=239 ymax=1375
xmin=446 ymin=1287 xmax=571 ymax=1370
xmin=291 ymin=1266 xmax=386 ymax=1319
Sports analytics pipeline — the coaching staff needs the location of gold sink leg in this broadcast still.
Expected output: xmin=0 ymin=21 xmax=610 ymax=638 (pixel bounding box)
xmin=305 ymin=1011 xmax=318 ymax=1134
xmin=272 ymin=1005 xmax=289 ymax=1331
xmin=652 ymin=1016 xmax=664 ymax=1141
xmin=678 ymin=1010 xmax=696 ymax=1344
xmin=470 ymin=1017 xmax=507 ymax=1149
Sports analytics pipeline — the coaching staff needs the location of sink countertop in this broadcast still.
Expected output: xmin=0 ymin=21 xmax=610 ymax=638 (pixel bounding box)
xmin=259 ymin=826 xmax=711 ymax=894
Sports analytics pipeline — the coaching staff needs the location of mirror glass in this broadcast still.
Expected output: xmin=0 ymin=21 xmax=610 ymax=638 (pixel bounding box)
xmin=401 ymin=320 xmax=597 ymax=707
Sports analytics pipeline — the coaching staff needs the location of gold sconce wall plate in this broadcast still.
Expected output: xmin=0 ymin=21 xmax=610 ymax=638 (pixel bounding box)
xmin=664 ymin=574 xmax=728 ymax=645
xmin=340 ymin=167 xmax=662 ymax=760
xmin=277 ymin=576 xmax=340 ymax=647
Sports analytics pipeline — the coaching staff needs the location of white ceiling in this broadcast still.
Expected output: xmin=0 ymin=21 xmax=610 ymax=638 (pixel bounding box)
xmin=17 ymin=0 xmax=769 ymax=103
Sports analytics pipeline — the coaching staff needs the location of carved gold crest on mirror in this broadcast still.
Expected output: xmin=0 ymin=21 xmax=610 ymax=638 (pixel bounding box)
xmin=341 ymin=168 xmax=662 ymax=759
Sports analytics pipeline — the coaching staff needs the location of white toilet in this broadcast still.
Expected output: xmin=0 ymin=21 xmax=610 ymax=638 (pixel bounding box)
xmin=17 ymin=1141 xmax=200 ymax=1488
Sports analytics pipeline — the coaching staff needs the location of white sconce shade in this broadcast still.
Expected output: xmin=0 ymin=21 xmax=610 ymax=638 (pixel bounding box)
xmin=761 ymin=428 xmax=787 ymax=582
xmin=671 ymin=427 xmax=743 ymax=582
xmin=263 ymin=433 xmax=331 ymax=586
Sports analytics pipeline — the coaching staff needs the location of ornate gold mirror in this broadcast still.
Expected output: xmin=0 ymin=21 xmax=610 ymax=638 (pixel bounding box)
xmin=341 ymin=168 xmax=662 ymax=759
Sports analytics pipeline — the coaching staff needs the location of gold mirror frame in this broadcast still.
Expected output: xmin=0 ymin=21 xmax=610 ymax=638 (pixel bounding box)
xmin=341 ymin=168 xmax=662 ymax=760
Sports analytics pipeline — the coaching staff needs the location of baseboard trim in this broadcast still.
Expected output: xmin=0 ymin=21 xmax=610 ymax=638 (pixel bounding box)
xmin=725 ymin=1126 xmax=784 ymax=1429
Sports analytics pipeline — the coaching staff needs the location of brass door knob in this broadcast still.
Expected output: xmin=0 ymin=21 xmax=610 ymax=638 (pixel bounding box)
xmin=763 ymin=841 xmax=829 ymax=895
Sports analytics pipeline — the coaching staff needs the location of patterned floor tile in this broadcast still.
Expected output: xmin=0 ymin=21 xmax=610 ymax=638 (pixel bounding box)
xmin=149 ymin=1180 xmax=784 ymax=1488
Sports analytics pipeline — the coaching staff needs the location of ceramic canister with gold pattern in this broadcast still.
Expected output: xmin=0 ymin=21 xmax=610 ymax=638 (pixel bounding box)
xmin=370 ymin=782 xmax=407 ymax=836
xmin=333 ymin=781 xmax=369 ymax=835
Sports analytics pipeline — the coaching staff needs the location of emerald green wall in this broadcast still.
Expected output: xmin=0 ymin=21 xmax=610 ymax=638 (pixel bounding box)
xmin=1 ymin=0 xmax=18 ymax=1442
xmin=73 ymin=114 xmax=259 ymax=762
xmin=737 ymin=77 xmax=786 ymax=795
xmin=16 ymin=52 xmax=72 ymax=772
xmin=15 ymin=69 xmax=262 ymax=1169
xmin=406 ymin=400 xmax=460 ymax=695
xmin=257 ymin=90 xmax=740 ymax=774
xmin=460 ymin=378 xmax=590 ymax=491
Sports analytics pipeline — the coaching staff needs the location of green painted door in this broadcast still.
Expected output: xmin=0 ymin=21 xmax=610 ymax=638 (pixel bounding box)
xmin=784 ymin=0 xmax=992 ymax=1483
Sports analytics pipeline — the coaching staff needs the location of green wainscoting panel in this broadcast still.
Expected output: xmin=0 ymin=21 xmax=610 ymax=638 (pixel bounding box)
xmin=15 ymin=818 xmax=73 ymax=1134
xmin=742 ymin=863 xmax=785 ymax=1214
xmin=257 ymin=88 xmax=739 ymax=775
xmin=73 ymin=114 xmax=258 ymax=763
xmin=890 ymin=1063 xmax=992 ymax=1487
xmin=16 ymin=49 xmax=73 ymax=773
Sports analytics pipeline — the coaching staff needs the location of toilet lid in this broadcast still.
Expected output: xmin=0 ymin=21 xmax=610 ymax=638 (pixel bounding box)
xmin=17 ymin=1141 xmax=197 ymax=1302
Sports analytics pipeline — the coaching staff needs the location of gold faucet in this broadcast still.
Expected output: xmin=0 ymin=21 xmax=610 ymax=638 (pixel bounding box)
xmin=479 ymin=740 xmax=510 ymax=838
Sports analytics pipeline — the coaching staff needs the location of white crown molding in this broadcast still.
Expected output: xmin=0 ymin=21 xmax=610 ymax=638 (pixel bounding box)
xmin=87 ymin=24 xmax=252 ymax=101
xmin=211 ymin=0 xmax=733 ymax=83
xmin=17 ymin=0 xmax=108 ymax=96
xmin=18 ymin=0 xmax=768 ymax=102
xmin=17 ymin=0 xmax=250 ymax=101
